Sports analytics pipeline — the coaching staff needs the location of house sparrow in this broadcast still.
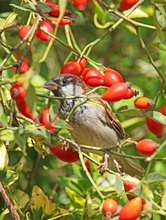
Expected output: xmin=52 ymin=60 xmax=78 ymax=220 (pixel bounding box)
xmin=43 ymin=74 xmax=144 ymax=178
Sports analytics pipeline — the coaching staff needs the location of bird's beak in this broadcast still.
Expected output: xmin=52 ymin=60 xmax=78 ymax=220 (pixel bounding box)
xmin=43 ymin=80 xmax=59 ymax=91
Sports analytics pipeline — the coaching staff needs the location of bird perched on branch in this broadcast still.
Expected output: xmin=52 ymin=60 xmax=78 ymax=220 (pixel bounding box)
xmin=43 ymin=74 xmax=144 ymax=178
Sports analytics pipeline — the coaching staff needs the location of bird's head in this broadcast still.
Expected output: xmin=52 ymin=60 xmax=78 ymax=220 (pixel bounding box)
xmin=43 ymin=74 xmax=87 ymax=97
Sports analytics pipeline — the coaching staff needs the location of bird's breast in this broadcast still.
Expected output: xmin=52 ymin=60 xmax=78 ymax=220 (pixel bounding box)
xmin=58 ymin=100 xmax=119 ymax=149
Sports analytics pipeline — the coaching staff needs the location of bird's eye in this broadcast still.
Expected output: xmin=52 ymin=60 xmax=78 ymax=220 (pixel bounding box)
xmin=62 ymin=78 xmax=69 ymax=85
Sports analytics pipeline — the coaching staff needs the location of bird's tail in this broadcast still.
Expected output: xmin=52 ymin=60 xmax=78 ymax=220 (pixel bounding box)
xmin=111 ymin=155 xmax=144 ymax=178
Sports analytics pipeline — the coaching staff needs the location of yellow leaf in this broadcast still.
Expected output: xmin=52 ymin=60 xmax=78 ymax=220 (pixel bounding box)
xmin=65 ymin=187 xmax=85 ymax=208
xmin=31 ymin=186 xmax=56 ymax=218
xmin=125 ymin=8 xmax=149 ymax=19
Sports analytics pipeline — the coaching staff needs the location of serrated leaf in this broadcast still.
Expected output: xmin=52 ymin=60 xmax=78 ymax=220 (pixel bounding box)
xmin=0 ymin=170 xmax=19 ymax=187
xmin=146 ymin=173 xmax=166 ymax=184
xmin=65 ymin=187 xmax=85 ymax=208
xmin=0 ymin=142 xmax=9 ymax=170
xmin=146 ymin=111 xmax=166 ymax=125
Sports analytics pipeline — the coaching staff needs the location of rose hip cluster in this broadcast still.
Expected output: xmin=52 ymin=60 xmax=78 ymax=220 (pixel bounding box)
xmin=19 ymin=1 xmax=72 ymax=42
xmin=60 ymin=57 xmax=138 ymax=102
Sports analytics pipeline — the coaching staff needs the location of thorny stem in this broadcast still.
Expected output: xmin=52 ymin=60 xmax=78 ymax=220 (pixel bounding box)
xmin=0 ymin=181 xmax=20 ymax=220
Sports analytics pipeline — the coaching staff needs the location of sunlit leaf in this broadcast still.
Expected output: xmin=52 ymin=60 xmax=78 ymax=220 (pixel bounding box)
xmin=65 ymin=187 xmax=85 ymax=208
xmin=59 ymin=0 xmax=68 ymax=18
xmin=0 ymin=142 xmax=9 ymax=170
xmin=127 ymin=8 xmax=149 ymax=19
xmin=0 ymin=129 xmax=14 ymax=141
xmin=146 ymin=111 xmax=166 ymax=125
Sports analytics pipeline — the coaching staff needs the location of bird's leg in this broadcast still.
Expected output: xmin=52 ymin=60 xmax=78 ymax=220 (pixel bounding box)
xmin=111 ymin=158 xmax=124 ymax=176
xmin=98 ymin=151 xmax=110 ymax=175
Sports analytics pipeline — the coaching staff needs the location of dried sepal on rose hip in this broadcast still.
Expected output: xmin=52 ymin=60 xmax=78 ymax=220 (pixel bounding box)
xmin=136 ymin=139 xmax=159 ymax=156
xmin=134 ymin=96 xmax=155 ymax=110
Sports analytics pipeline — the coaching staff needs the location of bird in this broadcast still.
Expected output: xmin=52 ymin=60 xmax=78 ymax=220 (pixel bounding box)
xmin=43 ymin=74 xmax=144 ymax=178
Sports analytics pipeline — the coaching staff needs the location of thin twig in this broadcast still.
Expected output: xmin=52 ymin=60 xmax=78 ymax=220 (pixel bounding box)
xmin=0 ymin=181 xmax=20 ymax=220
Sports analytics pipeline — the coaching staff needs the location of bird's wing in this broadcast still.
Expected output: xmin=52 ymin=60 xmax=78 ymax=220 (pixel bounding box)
xmin=99 ymin=99 xmax=127 ymax=139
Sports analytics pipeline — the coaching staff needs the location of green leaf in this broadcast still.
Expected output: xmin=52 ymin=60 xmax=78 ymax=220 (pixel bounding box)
xmin=65 ymin=187 xmax=85 ymax=208
xmin=142 ymin=181 xmax=154 ymax=200
xmin=0 ymin=103 xmax=8 ymax=127
xmin=13 ymin=190 xmax=29 ymax=208
xmin=146 ymin=111 xmax=166 ymax=125
xmin=161 ymin=189 xmax=166 ymax=209
xmin=58 ymin=0 xmax=68 ymax=18
xmin=146 ymin=173 xmax=166 ymax=184
xmin=26 ymin=84 xmax=36 ymax=114
xmin=115 ymin=176 xmax=123 ymax=194
xmin=8 ymin=150 xmax=23 ymax=166
xmin=50 ymin=103 xmax=59 ymax=121
xmin=10 ymin=4 xmax=33 ymax=12
xmin=0 ymin=142 xmax=9 ymax=170
xmin=52 ymin=119 xmax=72 ymax=129
xmin=117 ymin=107 xmax=144 ymax=117
xmin=0 ymin=13 xmax=17 ymax=30
xmin=0 ymin=170 xmax=19 ymax=187
xmin=37 ymin=2 xmax=52 ymax=13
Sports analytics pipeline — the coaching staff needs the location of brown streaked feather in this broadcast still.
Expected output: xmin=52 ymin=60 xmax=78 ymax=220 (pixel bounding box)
xmin=99 ymin=99 xmax=127 ymax=139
